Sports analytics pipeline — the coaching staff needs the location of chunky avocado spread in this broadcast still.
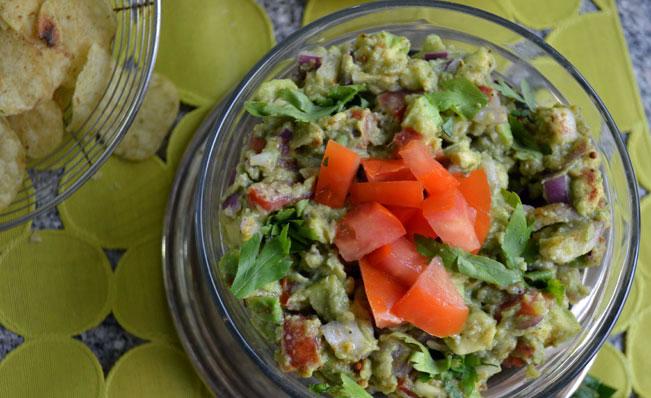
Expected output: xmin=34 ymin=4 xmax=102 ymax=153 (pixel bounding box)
xmin=219 ymin=32 xmax=609 ymax=397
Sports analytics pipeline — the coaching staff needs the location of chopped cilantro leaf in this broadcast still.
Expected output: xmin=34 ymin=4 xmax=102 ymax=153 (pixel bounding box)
xmin=501 ymin=190 xmax=532 ymax=269
xmin=415 ymin=236 xmax=521 ymax=287
xmin=442 ymin=117 xmax=455 ymax=137
xmin=245 ymin=85 xmax=366 ymax=122
xmin=546 ymin=278 xmax=566 ymax=305
xmin=229 ymin=225 xmax=293 ymax=299
xmin=426 ymin=77 xmax=488 ymax=119
xmin=339 ymin=374 xmax=372 ymax=398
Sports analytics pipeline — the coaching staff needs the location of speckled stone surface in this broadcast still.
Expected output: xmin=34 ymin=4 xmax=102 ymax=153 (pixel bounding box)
xmin=1 ymin=0 xmax=649 ymax=376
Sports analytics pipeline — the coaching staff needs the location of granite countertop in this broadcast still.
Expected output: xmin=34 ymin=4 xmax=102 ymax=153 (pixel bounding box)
xmin=1 ymin=0 xmax=649 ymax=381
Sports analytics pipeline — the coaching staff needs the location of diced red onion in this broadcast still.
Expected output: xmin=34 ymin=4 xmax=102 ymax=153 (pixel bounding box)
xmin=222 ymin=192 xmax=240 ymax=211
xmin=297 ymin=54 xmax=322 ymax=71
xmin=279 ymin=128 xmax=293 ymax=156
xmin=542 ymin=174 xmax=570 ymax=204
xmin=423 ymin=51 xmax=448 ymax=60
xmin=279 ymin=128 xmax=293 ymax=143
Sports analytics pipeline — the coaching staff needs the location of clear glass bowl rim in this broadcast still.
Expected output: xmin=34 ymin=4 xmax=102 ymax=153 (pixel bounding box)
xmin=194 ymin=1 xmax=641 ymax=396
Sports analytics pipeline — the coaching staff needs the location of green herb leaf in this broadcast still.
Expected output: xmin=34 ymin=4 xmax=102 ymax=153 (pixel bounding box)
xmin=572 ymin=375 xmax=617 ymax=398
xmin=414 ymin=236 xmax=458 ymax=267
xmin=245 ymin=85 xmax=365 ymax=122
xmin=339 ymin=374 xmax=372 ymax=398
xmin=219 ymin=249 xmax=240 ymax=282
xmin=442 ymin=117 xmax=455 ymax=137
xmin=457 ymin=254 xmax=522 ymax=287
xmin=309 ymin=383 xmax=332 ymax=394
xmin=546 ymin=278 xmax=566 ymax=305
xmin=389 ymin=332 xmax=445 ymax=377
xmin=524 ymin=269 xmax=554 ymax=282
xmin=490 ymin=79 xmax=525 ymax=103
xmin=490 ymin=79 xmax=536 ymax=110
xmin=501 ymin=190 xmax=532 ymax=269
xmin=415 ymin=236 xmax=521 ymax=287
xmin=230 ymin=228 xmax=293 ymax=299
xmin=426 ymin=77 xmax=488 ymax=119
xmin=520 ymin=80 xmax=537 ymax=111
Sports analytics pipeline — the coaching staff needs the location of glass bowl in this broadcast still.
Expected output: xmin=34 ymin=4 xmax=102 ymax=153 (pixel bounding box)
xmin=194 ymin=1 xmax=640 ymax=396
xmin=0 ymin=0 xmax=160 ymax=230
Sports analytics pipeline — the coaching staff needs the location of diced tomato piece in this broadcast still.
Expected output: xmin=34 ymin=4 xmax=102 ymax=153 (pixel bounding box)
xmin=377 ymin=91 xmax=407 ymax=120
xmin=455 ymin=168 xmax=492 ymax=245
xmin=392 ymin=128 xmax=422 ymax=154
xmin=314 ymin=140 xmax=361 ymax=208
xmin=350 ymin=181 xmax=424 ymax=208
xmin=249 ymin=136 xmax=266 ymax=153
xmin=247 ymin=185 xmax=294 ymax=212
xmin=391 ymin=257 xmax=468 ymax=337
xmin=361 ymin=159 xmax=415 ymax=182
xmin=478 ymin=85 xmax=493 ymax=96
xmin=366 ymin=237 xmax=427 ymax=286
xmin=359 ymin=258 xmax=405 ymax=328
xmin=334 ymin=202 xmax=406 ymax=262
xmin=386 ymin=206 xmax=419 ymax=225
xmin=399 ymin=140 xmax=459 ymax=195
xmin=405 ymin=211 xmax=438 ymax=240
xmin=281 ymin=315 xmax=322 ymax=375
xmin=421 ymin=189 xmax=480 ymax=252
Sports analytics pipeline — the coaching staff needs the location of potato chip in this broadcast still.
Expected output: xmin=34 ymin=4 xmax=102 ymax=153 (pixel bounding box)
xmin=37 ymin=0 xmax=117 ymax=86
xmin=7 ymin=99 xmax=64 ymax=160
xmin=0 ymin=26 xmax=70 ymax=116
xmin=0 ymin=0 xmax=43 ymax=38
xmin=114 ymin=73 xmax=180 ymax=161
xmin=69 ymin=43 xmax=113 ymax=132
xmin=0 ymin=119 xmax=26 ymax=210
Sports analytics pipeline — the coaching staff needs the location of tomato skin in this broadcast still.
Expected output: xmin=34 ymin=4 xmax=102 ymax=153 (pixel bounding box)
xmin=391 ymin=257 xmax=469 ymax=337
xmin=377 ymin=91 xmax=408 ymax=120
xmin=280 ymin=315 xmax=322 ymax=376
xmin=314 ymin=140 xmax=361 ymax=208
xmin=455 ymin=168 xmax=492 ymax=245
xmin=334 ymin=202 xmax=406 ymax=262
xmin=404 ymin=211 xmax=438 ymax=240
xmin=249 ymin=136 xmax=266 ymax=153
xmin=361 ymin=159 xmax=415 ymax=182
xmin=366 ymin=237 xmax=427 ymax=286
xmin=359 ymin=258 xmax=405 ymax=328
xmin=247 ymin=186 xmax=293 ymax=212
xmin=386 ymin=206 xmax=419 ymax=225
xmin=399 ymin=139 xmax=459 ymax=195
xmin=478 ymin=85 xmax=493 ymax=96
xmin=391 ymin=128 xmax=422 ymax=155
xmin=421 ymin=189 xmax=480 ymax=253
xmin=350 ymin=181 xmax=424 ymax=208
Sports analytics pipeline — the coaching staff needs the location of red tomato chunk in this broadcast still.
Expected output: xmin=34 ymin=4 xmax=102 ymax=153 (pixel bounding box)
xmin=314 ymin=140 xmax=360 ymax=208
xmin=391 ymin=257 xmax=468 ymax=337
xmin=350 ymin=181 xmax=424 ymax=208
xmin=334 ymin=202 xmax=406 ymax=262
xmin=359 ymin=258 xmax=405 ymax=328
xmin=421 ymin=189 xmax=480 ymax=253
xmin=365 ymin=237 xmax=427 ymax=287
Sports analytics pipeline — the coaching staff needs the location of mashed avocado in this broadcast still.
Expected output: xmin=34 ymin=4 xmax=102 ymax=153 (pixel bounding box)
xmin=220 ymin=32 xmax=609 ymax=397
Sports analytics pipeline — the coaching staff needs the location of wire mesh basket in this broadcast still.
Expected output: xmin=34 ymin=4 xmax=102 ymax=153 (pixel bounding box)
xmin=0 ymin=0 xmax=160 ymax=230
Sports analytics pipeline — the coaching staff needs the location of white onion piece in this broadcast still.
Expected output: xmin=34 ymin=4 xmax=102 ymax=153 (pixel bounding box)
xmin=322 ymin=321 xmax=369 ymax=361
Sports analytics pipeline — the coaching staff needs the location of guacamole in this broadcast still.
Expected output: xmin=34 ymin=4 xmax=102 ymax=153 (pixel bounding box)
xmin=219 ymin=32 xmax=608 ymax=397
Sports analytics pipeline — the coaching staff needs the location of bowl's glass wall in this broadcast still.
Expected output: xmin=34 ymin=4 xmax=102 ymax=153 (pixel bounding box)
xmin=196 ymin=3 xmax=639 ymax=397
